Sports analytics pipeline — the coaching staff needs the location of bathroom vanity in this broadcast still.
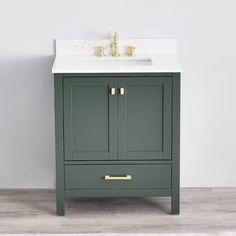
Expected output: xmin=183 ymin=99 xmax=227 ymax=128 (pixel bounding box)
xmin=52 ymin=38 xmax=181 ymax=216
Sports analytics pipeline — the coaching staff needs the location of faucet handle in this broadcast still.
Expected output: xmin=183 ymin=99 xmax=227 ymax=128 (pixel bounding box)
xmin=127 ymin=46 xmax=136 ymax=57
xmin=97 ymin=46 xmax=105 ymax=57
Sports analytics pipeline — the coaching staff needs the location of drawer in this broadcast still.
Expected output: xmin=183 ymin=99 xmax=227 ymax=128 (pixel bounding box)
xmin=65 ymin=164 xmax=171 ymax=190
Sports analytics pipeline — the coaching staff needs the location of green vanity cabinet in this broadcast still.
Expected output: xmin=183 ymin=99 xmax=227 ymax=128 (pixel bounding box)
xmin=54 ymin=73 xmax=180 ymax=216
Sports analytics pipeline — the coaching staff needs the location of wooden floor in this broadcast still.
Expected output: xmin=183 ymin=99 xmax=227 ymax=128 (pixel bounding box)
xmin=0 ymin=188 xmax=236 ymax=234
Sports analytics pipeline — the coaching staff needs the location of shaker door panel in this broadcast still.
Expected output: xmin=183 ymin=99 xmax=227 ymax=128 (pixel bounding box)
xmin=64 ymin=78 xmax=117 ymax=161
xmin=118 ymin=77 xmax=172 ymax=160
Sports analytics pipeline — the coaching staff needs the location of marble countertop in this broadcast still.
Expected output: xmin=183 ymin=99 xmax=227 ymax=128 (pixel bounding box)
xmin=52 ymin=39 xmax=182 ymax=74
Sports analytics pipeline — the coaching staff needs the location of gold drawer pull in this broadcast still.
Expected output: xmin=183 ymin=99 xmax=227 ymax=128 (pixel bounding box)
xmin=110 ymin=88 xmax=116 ymax=95
xmin=119 ymin=88 xmax=125 ymax=95
xmin=104 ymin=175 xmax=132 ymax=180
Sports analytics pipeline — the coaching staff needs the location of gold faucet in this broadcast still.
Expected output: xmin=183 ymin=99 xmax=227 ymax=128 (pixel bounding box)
xmin=112 ymin=32 xmax=120 ymax=57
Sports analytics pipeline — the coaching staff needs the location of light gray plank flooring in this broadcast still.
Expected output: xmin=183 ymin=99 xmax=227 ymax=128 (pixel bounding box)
xmin=0 ymin=188 xmax=236 ymax=234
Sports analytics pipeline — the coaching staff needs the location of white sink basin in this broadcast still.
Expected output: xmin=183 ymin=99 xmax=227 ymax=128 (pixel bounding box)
xmin=81 ymin=57 xmax=153 ymax=67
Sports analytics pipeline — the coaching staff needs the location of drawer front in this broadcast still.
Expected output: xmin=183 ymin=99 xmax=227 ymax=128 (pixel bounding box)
xmin=65 ymin=164 xmax=171 ymax=189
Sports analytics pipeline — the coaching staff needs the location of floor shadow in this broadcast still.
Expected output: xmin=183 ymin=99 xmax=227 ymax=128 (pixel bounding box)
xmin=67 ymin=196 xmax=170 ymax=215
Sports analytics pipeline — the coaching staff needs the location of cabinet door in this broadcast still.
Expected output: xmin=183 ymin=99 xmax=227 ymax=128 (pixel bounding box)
xmin=118 ymin=77 xmax=172 ymax=160
xmin=64 ymin=78 xmax=117 ymax=161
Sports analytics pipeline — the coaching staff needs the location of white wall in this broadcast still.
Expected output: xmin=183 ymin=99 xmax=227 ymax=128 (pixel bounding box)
xmin=0 ymin=0 xmax=236 ymax=188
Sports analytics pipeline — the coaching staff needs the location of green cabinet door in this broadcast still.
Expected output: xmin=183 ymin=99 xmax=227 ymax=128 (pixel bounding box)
xmin=118 ymin=77 xmax=172 ymax=160
xmin=64 ymin=77 xmax=117 ymax=161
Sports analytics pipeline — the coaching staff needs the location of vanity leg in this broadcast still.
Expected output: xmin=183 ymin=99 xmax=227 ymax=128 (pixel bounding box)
xmin=55 ymin=75 xmax=65 ymax=216
xmin=171 ymin=74 xmax=180 ymax=215
xmin=57 ymin=191 xmax=65 ymax=216
xmin=171 ymin=194 xmax=179 ymax=215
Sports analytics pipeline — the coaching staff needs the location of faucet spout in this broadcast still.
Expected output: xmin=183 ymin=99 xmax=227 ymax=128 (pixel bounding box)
xmin=112 ymin=32 xmax=120 ymax=57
